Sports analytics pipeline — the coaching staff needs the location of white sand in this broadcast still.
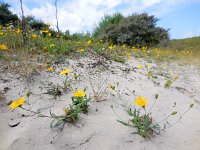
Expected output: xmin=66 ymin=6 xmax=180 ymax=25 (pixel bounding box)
xmin=0 ymin=55 xmax=200 ymax=150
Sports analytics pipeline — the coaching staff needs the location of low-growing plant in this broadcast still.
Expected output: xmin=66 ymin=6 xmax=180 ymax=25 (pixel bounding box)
xmin=59 ymin=69 xmax=72 ymax=91
xmin=89 ymin=77 xmax=108 ymax=102
xmin=72 ymin=90 xmax=90 ymax=113
xmin=110 ymin=85 xmax=194 ymax=138
xmin=164 ymin=79 xmax=173 ymax=88
xmin=118 ymin=95 xmax=160 ymax=138
xmin=9 ymin=89 xmax=90 ymax=127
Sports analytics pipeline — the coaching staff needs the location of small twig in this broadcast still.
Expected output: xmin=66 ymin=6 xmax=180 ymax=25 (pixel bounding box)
xmin=158 ymin=114 xmax=172 ymax=124
xmin=19 ymin=0 xmax=28 ymax=45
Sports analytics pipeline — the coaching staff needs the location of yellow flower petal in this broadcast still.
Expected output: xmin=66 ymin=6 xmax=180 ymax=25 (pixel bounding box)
xmin=60 ymin=69 xmax=71 ymax=75
xmin=134 ymin=96 xmax=148 ymax=107
xmin=9 ymin=97 xmax=25 ymax=110
xmin=0 ymin=44 xmax=8 ymax=50
xmin=48 ymin=67 xmax=54 ymax=72
xmin=137 ymin=65 xmax=143 ymax=69
xmin=73 ymin=90 xmax=86 ymax=97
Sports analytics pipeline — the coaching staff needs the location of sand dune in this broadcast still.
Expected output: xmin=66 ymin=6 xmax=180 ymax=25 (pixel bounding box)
xmin=0 ymin=55 xmax=200 ymax=150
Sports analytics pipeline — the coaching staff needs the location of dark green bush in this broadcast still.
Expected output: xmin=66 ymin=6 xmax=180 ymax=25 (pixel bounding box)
xmin=0 ymin=2 xmax=19 ymax=26
xmin=29 ymin=20 xmax=48 ymax=31
xmin=94 ymin=13 xmax=169 ymax=47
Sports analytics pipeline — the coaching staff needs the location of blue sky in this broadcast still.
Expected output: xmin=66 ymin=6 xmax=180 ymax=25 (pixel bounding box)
xmin=3 ymin=0 xmax=200 ymax=39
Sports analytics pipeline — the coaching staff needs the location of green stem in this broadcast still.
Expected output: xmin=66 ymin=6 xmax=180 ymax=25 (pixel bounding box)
xmin=20 ymin=106 xmax=53 ymax=118
xmin=147 ymin=98 xmax=157 ymax=115
xmin=158 ymin=114 xmax=172 ymax=124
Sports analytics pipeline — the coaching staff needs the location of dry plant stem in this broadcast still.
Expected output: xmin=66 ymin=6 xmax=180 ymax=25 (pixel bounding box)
xmin=19 ymin=0 xmax=28 ymax=45
xmin=166 ymin=107 xmax=192 ymax=129
xmin=55 ymin=0 xmax=60 ymax=33
xmin=111 ymin=106 xmax=124 ymax=121
xmin=89 ymin=76 xmax=107 ymax=102
xmin=158 ymin=114 xmax=173 ymax=124
xmin=143 ymin=107 xmax=147 ymax=115
xmin=54 ymin=0 xmax=62 ymax=47
xmin=147 ymin=98 xmax=157 ymax=115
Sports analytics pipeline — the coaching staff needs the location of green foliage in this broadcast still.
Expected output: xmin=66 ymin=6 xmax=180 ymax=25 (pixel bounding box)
xmin=72 ymin=95 xmax=90 ymax=113
xmin=64 ymin=32 xmax=91 ymax=41
xmin=118 ymin=108 xmax=160 ymax=138
xmin=94 ymin=13 xmax=169 ymax=47
xmin=0 ymin=2 xmax=19 ymax=26
xmin=30 ymin=20 xmax=48 ymax=31
xmin=164 ymin=80 xmax=173 ymax=88
xmin=161 ymin=36 xmax=200 ymax=51
xmin=93 ymin=13 xmax=124 ymax=38
xmin=50 ymin=105 xmax=79 ymax=128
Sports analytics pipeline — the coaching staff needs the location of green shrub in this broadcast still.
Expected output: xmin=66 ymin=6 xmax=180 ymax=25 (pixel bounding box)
xmin=94 ymin=13 xmax=169 ymax=47
xmin=93 ymin=13 xmax=124 ymax=39
xmin=0 ymin=2 xmax=19 ymax=26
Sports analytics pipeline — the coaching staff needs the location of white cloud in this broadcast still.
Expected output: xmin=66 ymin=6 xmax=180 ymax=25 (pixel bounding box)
xmin=6 ymin=0 xmax=200 ymax=37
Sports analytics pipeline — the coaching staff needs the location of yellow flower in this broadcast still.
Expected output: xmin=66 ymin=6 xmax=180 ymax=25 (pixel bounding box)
xmin=48 ymin=33 xmax=51 ymax=37
xmin=50 ymin=44 xmax=55 ymax=48
xmin=0 ymin=32 xmax=3 ymax=35
xmin=9 ymin=97 xmax=25 ymax=110
xmin=137 ymin=65 xmax=143 ymax=69
xmin=172 ymin=75 xmax=179 ymax=81
xmin=146 ymin=72 xmax=153 ymax=77
xmin=63 ymin=107 xmax=70 ymax=115
xmin=122 ymin=44 xmax=126 ymax=48
xmin=48 ymin=67 xmax=54 ymax=72
xmin=0 ymin=44 xmax=8 ymax=50
xmin=60 ymin=69 xmax=71 ymax=75
xmin=108 ymin=84 xmax=115 ymax=90
xmin=31 ymin=34 xmax=37 ymax=39
xmin=87 ymin=40 xmax=92 ymax=45
xmin=79 ymin=48 xmax=84 ymax=52
xmin=41 ymin=30 xmax=49 ymax=33
xmin=134 ymin=96 xmax=148 ymax=107
xmin=43 ymin=46 xmax=48 ymax=51
xmin=73 ymin=90 xmax=86 ymax=97
xmin=147 ymin=65 xmax=152 ymax=69
xmin=108 ymin=45 xmax=113 ymax=50
xmin=16 ymin=29 xmax=21 ymax=34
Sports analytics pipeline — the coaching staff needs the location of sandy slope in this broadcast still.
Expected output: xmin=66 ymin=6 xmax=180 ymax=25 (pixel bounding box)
xmin=0 ymin=55 xmax=200 ymax=150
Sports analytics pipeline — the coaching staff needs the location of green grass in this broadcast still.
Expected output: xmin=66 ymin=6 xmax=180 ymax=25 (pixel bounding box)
xmin=162 ymin=36 xmax=200 ymax=51
xmin=1 ymin=26 xmax=200 ymax=70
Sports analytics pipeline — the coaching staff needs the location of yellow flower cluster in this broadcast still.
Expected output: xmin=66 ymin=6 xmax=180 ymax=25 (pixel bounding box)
xmin=73 ymin=90 xmax=86 ymax=97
